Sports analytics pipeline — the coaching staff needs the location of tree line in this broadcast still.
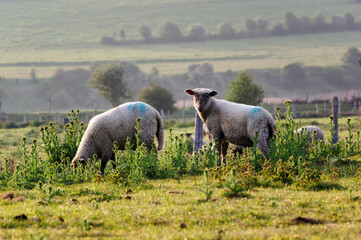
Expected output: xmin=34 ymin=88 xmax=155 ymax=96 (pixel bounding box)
xmin=0 ymin=48 xmax=360 ymax=114
xmin=101 ymin=11 xmax=361 ymax=46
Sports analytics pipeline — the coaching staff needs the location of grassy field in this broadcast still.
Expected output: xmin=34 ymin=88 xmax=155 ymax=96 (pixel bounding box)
xmin=1 ymin=0 xmax=361 ymax=79
xmin=0 ymin=113 xmax=361 ymax=239
xmin=1 ymin=31 xmax=361 ymax=79
xmin=0 ymin=177 xmax=360 ymax=239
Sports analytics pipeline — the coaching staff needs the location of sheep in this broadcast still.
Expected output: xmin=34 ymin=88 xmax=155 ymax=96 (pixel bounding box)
xmin=71 ymin=102 xmax=164 ymax=174
xmin=296 ymin=125 xmax=324 ymax=142
xmin=203 ymin=124 xmax=244 ymax=155
xmin=185 ymin=88 xmax=276 ymax=165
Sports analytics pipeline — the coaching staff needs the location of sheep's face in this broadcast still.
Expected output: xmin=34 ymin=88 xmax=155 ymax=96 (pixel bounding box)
xmin=70 ymin=157 xmax=87 ymax=170
xmin=185 ymin=88 xmax=217 ymax=113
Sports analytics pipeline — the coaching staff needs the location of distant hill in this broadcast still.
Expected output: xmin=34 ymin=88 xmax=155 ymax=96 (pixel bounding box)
xmin=1 ymin=0 xmax=361 ymax=49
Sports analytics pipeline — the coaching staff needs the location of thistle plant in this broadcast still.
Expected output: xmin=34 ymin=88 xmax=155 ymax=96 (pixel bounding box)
xmin=197 ymin=169 xmax=215 ymax=202
xmin=223 ymin=169 xmax=245 ymax=198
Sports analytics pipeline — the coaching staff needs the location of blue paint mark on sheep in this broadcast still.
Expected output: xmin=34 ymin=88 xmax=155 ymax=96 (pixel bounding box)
xmin=250 ymin=107 xmax=261 ymax=119
xmin=127 ymin=102 xmax=148 ymax=115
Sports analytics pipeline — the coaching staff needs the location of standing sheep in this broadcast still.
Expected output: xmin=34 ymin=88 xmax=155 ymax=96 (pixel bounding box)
xmin=185 ymin=88 xmax=276 ymax=165
xmin=71 ymin=102 xmax=164 ymax=173
xmin=296 ymin=125 xmax=324 ymax=142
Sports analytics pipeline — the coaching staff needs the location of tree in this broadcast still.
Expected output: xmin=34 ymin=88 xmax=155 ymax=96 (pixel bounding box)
xmin=256 ymin=17 xmax=269 ymax=34
xmin=324 ymin=66 xmax=344 ymax=86
xmin=158 ymin=21 xmax=182 ymax=42
xmin=342 ymin=47 xmax=361 ymax=65
xmin=150 ymin=67 xmax=159 ymax=77
xmin=119 ymin=29 xmax=126 ymax=40
xmin=299 ymin=16 xmax=312 ymax=33
xmin=284 ymin=12 xmax=302 ymax=34
xmin=344 ymin=12 xmax=355 ymax=29
xmin=217 ymin=22 xmax=236 ymax=39
xmin=139 ymin=25 xmax=152 ymax=40
xmin=226 ymin=72 xmax=264 ymax=105
xmin=30 ymin=68 xmax=37 ymax=82
xmin=120 ymin=61 xmax=150 ymax=96
xmin=186 ymin=62 xmax=221 ymax=88
xmin=187 ymin=23 xmax=206 ymax=41
xmin=311 ymin=12 xmax=329 ymax=32
xmin=244 ymin=18 xmax=258 ymax=35
xmin=88 ymin=63 xmax=131 ymax=107
xmin=270 ymin=23 xmax=285 ymax=36
xmin=281 ymin=63 xmax=307 ymax=89
xmin=138 ymin=82 xmax=176 ymax=113
xmin=331 ymin=15 xmax=345 ymax=31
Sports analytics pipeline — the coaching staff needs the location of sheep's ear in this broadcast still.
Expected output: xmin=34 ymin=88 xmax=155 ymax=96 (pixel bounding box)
xmin=210 ymin=91 xmax=218 ymax=97
xmin=185 ymin=89 xmax=195 ymax=96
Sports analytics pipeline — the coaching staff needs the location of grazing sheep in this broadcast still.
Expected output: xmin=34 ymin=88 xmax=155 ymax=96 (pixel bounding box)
xmin=185 ymin=88 xmax=276 ymax=165
xmin=71 ymin=102 xmax=164 ymax=173
xmin=296 ymin=125 xmax=324 ymax=142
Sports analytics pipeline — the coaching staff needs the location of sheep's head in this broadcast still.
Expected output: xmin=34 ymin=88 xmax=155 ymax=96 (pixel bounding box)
xmin=70 ymin=156 xmax=87 ymax=172
xmin=185 ymin=88 xmax=217 ymax=113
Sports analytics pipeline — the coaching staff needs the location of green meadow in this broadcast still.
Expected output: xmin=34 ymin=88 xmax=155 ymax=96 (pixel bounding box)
xmin=1 ymin=1 xmax=361 ymax=238
xmin=0 ymin=112 xmax=361 ymax=239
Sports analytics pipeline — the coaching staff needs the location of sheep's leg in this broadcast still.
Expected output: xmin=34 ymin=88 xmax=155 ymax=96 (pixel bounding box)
xmin=220 ymin=140 xmax=229 ymax=165
xmin=100 ymin=159 xmax=107 ymax=174
xmin=100 ymin=152 xmax=112 ymax=174
xmin=110 ymin=152 xmax=116 ymax=170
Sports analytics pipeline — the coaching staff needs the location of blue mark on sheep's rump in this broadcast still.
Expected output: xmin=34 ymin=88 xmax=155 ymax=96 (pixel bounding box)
xmin=250 ymin=107 xmax=261 ymax=119
xmin=127 ymin=102 xmax=148 ymax=116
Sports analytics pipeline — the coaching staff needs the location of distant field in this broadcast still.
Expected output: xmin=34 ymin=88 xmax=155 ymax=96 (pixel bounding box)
xmin=1 ymin=31 xmax=360 ymax=78
xmin=1 ymin=0 xmax=361 ymax=49
xmin=1 ymin=0 xmax=361 ymax=78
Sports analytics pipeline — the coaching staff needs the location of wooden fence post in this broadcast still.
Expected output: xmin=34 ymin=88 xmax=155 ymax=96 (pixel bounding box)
xmin=332 ymin=97 xmax=339 ymax=144
xmin=194 ymin=113 xmax=204 ymax=154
